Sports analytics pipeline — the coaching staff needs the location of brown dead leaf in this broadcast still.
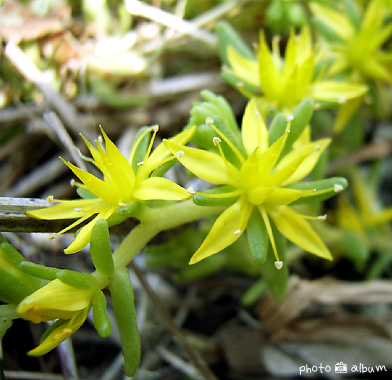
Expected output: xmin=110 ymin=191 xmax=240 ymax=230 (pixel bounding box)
xmin=0 ymin=0 xmax=71 ymax=43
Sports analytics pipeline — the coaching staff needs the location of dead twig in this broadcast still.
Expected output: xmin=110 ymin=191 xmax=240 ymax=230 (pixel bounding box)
xmin=130 ymin=261 xmax=219 ymax=380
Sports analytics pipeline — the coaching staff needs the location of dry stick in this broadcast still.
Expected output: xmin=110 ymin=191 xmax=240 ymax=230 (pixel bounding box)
xmin=130 ymin=262 xmax=219 ymax=380
xmin=43 ymin=111 xmax=87 ymax=171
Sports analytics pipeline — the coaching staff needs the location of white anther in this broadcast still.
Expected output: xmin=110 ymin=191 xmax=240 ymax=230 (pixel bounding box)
xmin=274 ymin=261 xmax=283 ymax=270
xmin=314 ymin=144 xmax=322 ymax=151
xmin=70 ymin=179 xmax=76 ymax=187
xmin=176 ymin=150 xmax=184 ymax=158
xmin=119 ymin=202 xmax=127 ymax=207
xmin=151 ymin=125 xmax=159 ymax=133
xmin=237 ymin=82 xmax=244 ymax=88
xmin=213 ymin=137 xmax=221 ymax=146
xmin=187 ymin=187 xmax=195 ymax=194
xmin=317 ymin=214 xmax=327 ymax=220
xmin=49 ymin=233 xmax=56 ymax=240
xmin=233 ymin=229 xmax=242 ymax=235
xmin=206 ymin=117 xmax=214 ymax=125
xmin=334 ymin=184 xmax=344 ymax=192
xmin=74 ymin=208 xmax=82 ymax=212
xmin=137 ymin=161 xmax=144 ymax=166
xmin=286 ymin=114 xmax=294 ymax=122
xmin=47 ymin=195 xmax=54 ymax=202
xmin=98 ymin=135 xmax=104 ymax=144
xmin=314 ymin=103 xmax=321 ymax=110
xmin=338 ymin=97 xmax=346 ymax=104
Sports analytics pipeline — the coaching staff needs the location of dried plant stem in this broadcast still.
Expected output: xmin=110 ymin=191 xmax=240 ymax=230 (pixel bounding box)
xmin=130 ymin=261 xmax=219 ymax=380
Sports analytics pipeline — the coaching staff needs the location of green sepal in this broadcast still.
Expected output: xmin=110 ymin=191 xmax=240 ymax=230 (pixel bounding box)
xmin=151 ymin=157 xmax=177 ymax=177
xmin=216 ymin=21 xmax=255 ymax=66
xmin=173 ymin=254 xmax=226 ymax=282
xmin=221 ymin=70 xmax=260 ymax=98
xmin=90 ymin=219 xmax=114 ymax=277
xmin=193 ymin=186 xmax=239 ymax=207
xmin=76 ymin=187 xmax=97 ymax=199
xmin=109 ymin=267 xmax=141 ymax=377
xmin=131 ymin=126 xmax=151 ymax=173
xmin=247 ymin=209 xmax=269 ymax=265
xmin=340 ymin=231 xmax=369 ymax=272
xmin=91 ymin=289 xmax=112 ymax=338
xmin=241 ymin=278 xmax=267 ymax=306
xmin=0 ymin=305 xmax=18 ymax=341
xmin=260 ymin=221 xmax=288 ymax=301
xmin=0 ymin=242 xmax=26 ymax=267
xmin=268 ymin=113 xmax=288 ymax=146
xmin=0 ymin=268 xmax=39 ymax=304
xmin=281 ymin=98 xmax=314 ymax=157
xmin=57 ymin=270 xmax=97 ymax=289
xmin=18 ymin=261 xmax=60 ymax=281
xmin=107 ymin=202 xmax=141 ymax=227
xmin=288 ymin=177 xmax=348 ymax=204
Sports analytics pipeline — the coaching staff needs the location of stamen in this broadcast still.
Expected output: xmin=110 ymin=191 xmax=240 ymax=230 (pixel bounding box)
xmin=137 ymin=161 xmax=144 ymax=166
xmin=74 ymin=208 xmax=82 ymax=212
xmin=260 ymin=208 xmax=280 ymax=263
xmin=233 ymin=229 xmax=242 ymax=235
xmin=314 ymin=144 xmax=321 ymax=151
xmin=274 ymin=261 xmax=283 ymax=270
xmin=213 ymin=137 xmax=221 ymax=146
xmin=314 ymin=103 xmax=321 ymax=110
xmin=151 ymin=124 xmax=159 ymax=133
xmin=317 ymin=214 xmax=327 ymax=220
xmin=237 ymin=82 xmax=244 ymax=88
xmin=70 ymin=179 xmax=76 ymax=187
xmin=176 ymin=150 xmax=184 ymax=158
xmin=334 ymin=184 xmax=344 ymax=192
xmin=206 ymin=117 xmax=214 ymax=125
xmin=286 ymin=114 xmax=294 ymax=122
xmin=118 ymin=202 xmax=127 ymax=207
xmin=187 ymin=187 xmax=195 ymax=194
xmin=50 ymin=233 xmax=56 ymax=240
xmin=47 ymin=195 xmax=54 ymax=202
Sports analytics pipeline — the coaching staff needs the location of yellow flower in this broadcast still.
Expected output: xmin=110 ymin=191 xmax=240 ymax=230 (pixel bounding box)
xmin=17 ymin=279 xmax=94 ymax=356
xmin=27 ymin=126 xmax=194 ymax=254
xmin=224 ymin=27 xmax=367 ymax=112
xmin=165 ymin=99 xmax=346 ymax=265
xmin=310 ymin=0 xmax=392 ymax=83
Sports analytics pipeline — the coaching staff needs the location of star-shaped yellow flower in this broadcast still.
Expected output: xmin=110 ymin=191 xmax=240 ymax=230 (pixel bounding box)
xmin=223 ymin=26 xmax=368 ymax=113
xmin=165 ymin=99 xmax=347 ymax=265
xmin=27 ymin=126 xmax=193 ymax=254
xmin=310 ymin=0 xmax=392 ymax=84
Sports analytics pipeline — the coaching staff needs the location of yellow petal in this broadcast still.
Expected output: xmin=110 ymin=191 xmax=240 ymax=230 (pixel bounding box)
xmin=275 ymin=138 xmax=331 ymax=185
xmin=310 ymin=3 xmax=355 ymax=40
xmin=266 ymin=188 xmax=315 ymax=206
xmin=62 ymin=160 xmax=119 ymax=204
xmin=226 ymin=46 xmax=259 ymax=87
xmin=269 ymin=206 xmax=332 ymax=260
xmin=241 ymin=98 xmax=269 ymax=155
xmin=133 ymin=177 xmax=190 ymax=201
xmin=189 ymin=198 xmax=252 ymax=264
xmin=27 ymin=199 xmax=105 ymax=220
xmin=64 ymin=207 xmax=117 ymax=254
xmin=164 ymin=140 xmax=238 ymax=185
xmin=258 ymin=30 xmax=283 ymax=100
xmin=312 ymin=81 xmax=368 ymax=102
xmin=18 ymin=279 xmax=93 ymax=323
xmin=28 ymin=308 xmax=89 ymax=356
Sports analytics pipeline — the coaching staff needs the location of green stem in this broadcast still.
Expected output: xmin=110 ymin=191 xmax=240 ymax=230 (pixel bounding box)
xmin=93 ymin=200 xmax=223 ymax=288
